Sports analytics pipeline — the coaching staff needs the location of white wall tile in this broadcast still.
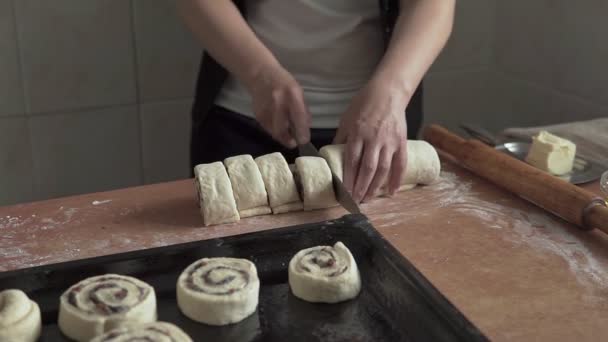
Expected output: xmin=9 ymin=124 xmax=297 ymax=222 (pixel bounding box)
xmin=0 ymin=0 xmax=25 ymax=117
xmin=495 ymin=1 xmax=608 ymax=106
xmin=29 ymin=106 xmax=142 ymax=200
xmin=0 ymin=117 xmax=33 ymax=205
xmin=133 ymin=0 xmax=201 ymax=101
xmin=140 ymin=99 xmax=192 ymax=184
xmin=489 ymin=71 xmax=607 ymax=127
xmin=15 ymin=0 xmax=137 ymax=113
xmin=424 ymin=69 xmax=500 ymax=132
xmin=425 ymin=69 xmax=607 ymax=135
xmin=430 ymin=0 xmax=495 ymax=73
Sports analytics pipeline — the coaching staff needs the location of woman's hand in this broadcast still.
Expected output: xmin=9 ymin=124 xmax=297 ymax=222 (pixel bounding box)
xmin=247 ymin=64 xmax=311 ymax=148
xmin=334 ymin=78 xmax=409 ymax=203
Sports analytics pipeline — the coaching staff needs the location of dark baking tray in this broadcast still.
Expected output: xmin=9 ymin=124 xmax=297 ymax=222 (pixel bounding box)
xmin=0 ymin=214 xmax=487 ymax=342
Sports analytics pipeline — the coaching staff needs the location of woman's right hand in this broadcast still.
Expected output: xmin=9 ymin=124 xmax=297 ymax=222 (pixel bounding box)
xmin=246 ymin=64 xmax=311 ymax=148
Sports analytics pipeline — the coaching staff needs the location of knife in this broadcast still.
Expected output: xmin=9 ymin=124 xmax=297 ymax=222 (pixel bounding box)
xmin=297 ymin=141 xmax=362 ymax=214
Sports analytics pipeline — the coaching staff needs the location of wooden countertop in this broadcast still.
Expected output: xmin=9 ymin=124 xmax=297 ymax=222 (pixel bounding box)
xmin=1 ymin=161 xmax=607 ymax=341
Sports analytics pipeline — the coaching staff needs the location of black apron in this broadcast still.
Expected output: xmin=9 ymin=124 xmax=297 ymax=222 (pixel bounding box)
xmin=190 ymin=0 xmax=423 ymax=167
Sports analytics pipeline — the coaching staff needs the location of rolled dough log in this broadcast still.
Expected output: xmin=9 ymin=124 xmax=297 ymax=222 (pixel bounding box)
xmin=0 ymin=289 xmax=41 ymax=342
xmin=224 ymin=155 xmax=272 ymax=218
xmin=255 ymin=152 xmax=303 ymax=214
xmin=295 ymin=156 xmax=339 ymax=210
xmin=194 ymin=162 xmax=240 ymax=226
xmin=58 ymin=274 xmax=157 ymax=342
xmin=177 ymin=257 xmax=260 ymax=326
xmin=90 ymin=321 xmax=192 ymax=342
xmin=319 ymin=141 xmax=441 ymax=194
xmin=288 ymin=241 xmax=361 ymax=303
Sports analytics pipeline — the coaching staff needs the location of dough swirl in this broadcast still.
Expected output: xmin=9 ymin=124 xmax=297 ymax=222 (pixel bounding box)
xmin=0 ymin=289 xmax=41 ymax=342
xmin=58 ymin=274 xmax=157 ymax=342
xmin=289 ymin=242 xmax=361 ymax=303
xmin=91 ymin=321 xmax=192 ymax=342
xmin=177 ymin=257 xmax=259 ymax=326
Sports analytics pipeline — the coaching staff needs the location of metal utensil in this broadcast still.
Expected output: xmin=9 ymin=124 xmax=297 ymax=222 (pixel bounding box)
xmin=460 ymin=123 xmax=604 ymax=184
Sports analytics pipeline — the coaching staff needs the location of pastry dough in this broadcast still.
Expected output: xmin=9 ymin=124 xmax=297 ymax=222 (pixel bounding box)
xmin=224 ymin=155 xmax=272 ymax=218
xmin=58 ymin=274 xmax=157 ymax=342
xmin=0 ymin=289 xmax=41 ymax=342
xmin=255 ymin=153 xmax=303 ymax=214
xmin=318 ymin=141 xmax=441 ymax=195
xmin=295 ymin=156 xmax=339 ymax=210
xmin=90 ymin=321 xmax=192 ymax=342
xmin=177 ymin=257 xmax=260 ymax=326
xmin=288 ymin=241 xmax=361 ymax=303
xmin=194 ymin=162 xmax=240 ymax=226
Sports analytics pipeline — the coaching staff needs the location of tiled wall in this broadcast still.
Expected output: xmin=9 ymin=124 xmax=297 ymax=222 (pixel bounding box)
xmin=425 ymin=0 xmax=607 ymax=132
xmin=0 ymin=0 xmax=200 ymax=205
xmin=491 ymin=1 xmax=608 ymax=127
xmin=424 ymin=0 xmax=497 ymax=131
xmin=1 ymin=0 xmax=606 ymax=206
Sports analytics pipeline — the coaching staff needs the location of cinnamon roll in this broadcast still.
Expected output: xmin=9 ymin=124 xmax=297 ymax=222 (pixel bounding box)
xmin=288 ymin=242 xmax=361 ymax=303
xmin=0 ymin=289 xmax=41 ymax=342
xmin=58 ymin=274 xmax=157 ymax=342
xmin=90 ymin=321 xmax=192 ymax=342
xmin=177 ymin=258 xmax=259 ymax=326
xmin=255 ymin=152 xmax=303 ymax=214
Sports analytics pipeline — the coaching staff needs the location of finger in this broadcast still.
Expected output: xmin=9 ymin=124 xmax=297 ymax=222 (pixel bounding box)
xmin=353 ymin=142 xmax=380 ymax=203
xmin=288 ymin=92 xmax=311 ymax=144
xmin=388 ymin=143 xmax=408 ymax=195
xmin=272 ymin=112 xmax=297 ymax=148
xmin=343 ymin=139 xmax=363 ymax=193
xmin=363 ymin=147 xmax=392 ymax=202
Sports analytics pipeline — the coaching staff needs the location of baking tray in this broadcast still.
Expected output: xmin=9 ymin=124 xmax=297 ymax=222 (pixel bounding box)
xmin=0 ymin=214 xmax=488 ymax=342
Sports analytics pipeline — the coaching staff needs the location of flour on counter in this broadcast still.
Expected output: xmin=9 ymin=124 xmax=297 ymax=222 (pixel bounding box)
xmin=435 ymin=171 xmax=608 ymax=289
xmin=92 ymin=199 xmax=112 ymax=206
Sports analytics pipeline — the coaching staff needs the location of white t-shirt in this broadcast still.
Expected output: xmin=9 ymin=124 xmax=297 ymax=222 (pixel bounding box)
xmin=215 ymin=0 xmax=384 ymax=128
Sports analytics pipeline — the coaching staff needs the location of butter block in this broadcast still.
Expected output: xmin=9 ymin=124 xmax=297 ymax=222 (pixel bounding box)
xmin=524 ymin=131 xmax=577 ymax=175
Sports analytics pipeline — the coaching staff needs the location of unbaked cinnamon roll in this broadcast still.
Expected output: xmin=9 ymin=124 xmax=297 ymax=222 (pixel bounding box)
xmin=0 ymin=289 xmax=41 ymax=342
xmin=58 ymin=274 xmax=157 ymax=341
xmin=177 ymin=257 xmax=259 ymax=326
xmin=90 ymin=321 xmax=192 ymax=342
xmin=288 ymin=241 xmax=361 ymax=303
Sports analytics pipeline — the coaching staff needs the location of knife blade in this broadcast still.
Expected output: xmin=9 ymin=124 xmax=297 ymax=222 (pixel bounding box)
xmin=297 ymin=142 xmax=320 ymax=158
xmin=331 ymin=171 xmax=362 ymax=214
xmin=295 ymin=142 xmax=362 ymax=214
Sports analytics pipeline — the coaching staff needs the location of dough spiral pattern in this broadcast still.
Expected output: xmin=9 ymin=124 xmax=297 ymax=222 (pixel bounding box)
xmin=0 ymin=289 xmax=41 ymax=342
xmin=91 ymin=322 xmax=192 ymax=342
xmin=177 ymin=258 xmax=259 ymax=326
xmin=185 ymin=260 xmax=250 ymax=295
xmin=289 ymin=242 xmax=361 ymax=303
xmin=59 ymin=274 xmax=157 ymax=341
xmin=295 ymin=247 xmax=348 ymax=277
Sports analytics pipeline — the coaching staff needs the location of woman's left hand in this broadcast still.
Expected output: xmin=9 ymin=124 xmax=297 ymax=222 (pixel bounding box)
xmin=334 ymin=77 xmax=409 ymax=203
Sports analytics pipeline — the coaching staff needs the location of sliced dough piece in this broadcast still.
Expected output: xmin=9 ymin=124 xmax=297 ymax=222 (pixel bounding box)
xmin=288 ymin=241 xmax=361 ymax=303
xmin=58 ymin=274 xmax=157 ymax=342
xmin=194 ymin=162 xmax=240 ymax=226
xmin=295 ymin=156 xmax=339 ymax=210
xmin=177 ymin=257 xmax=260 ymax=326
xmin=0 ymin=289 xmax=41 ymax=342
xmin=318 ymin=141 xmax=441 ymax=195
xmin=91 ymin=321 xmax=192 ymax=342
xmin=224 ymin=155 xmax=272 ymax=218
xmin=255 ymin=153 xmax=303 ymax=214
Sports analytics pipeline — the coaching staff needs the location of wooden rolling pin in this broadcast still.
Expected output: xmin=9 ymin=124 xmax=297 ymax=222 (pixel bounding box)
xmin=423 ymin=124 xmax=608 ymax=235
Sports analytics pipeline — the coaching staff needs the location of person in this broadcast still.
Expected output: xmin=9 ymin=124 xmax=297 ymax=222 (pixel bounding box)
xmin=178 ymin=0 xmax=454 ymax=203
